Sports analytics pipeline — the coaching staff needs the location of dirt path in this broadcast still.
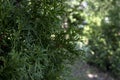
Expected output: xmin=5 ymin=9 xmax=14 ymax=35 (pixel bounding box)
xmin=69 ymin=59 xmax=115 ymax=80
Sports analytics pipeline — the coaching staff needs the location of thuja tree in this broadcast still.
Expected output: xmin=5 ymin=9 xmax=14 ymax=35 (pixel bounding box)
xmin=0 ymin=0 xmax=82 ymax=80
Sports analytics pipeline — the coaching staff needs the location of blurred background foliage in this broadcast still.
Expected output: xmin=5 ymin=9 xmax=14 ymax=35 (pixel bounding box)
xmin=0 ymin=0 xmax=120 ymax=80
xmin=74 ymin=0 xmax=120 ymax=79
xmin=65 ymin=0 xmax=120 ymax=79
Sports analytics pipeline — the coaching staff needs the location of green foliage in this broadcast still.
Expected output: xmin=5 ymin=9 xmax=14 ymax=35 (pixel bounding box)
xmin=0 ymin=0 xmax=83 ymax=80
xmin=84 ymin=0 xmax=120 ymax=79
xmin=64 ymin=0 xmax=120 ymax=79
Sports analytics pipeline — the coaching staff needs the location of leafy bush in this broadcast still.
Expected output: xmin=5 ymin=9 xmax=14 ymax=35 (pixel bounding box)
xmin=0 ymin=0 xmax=83 ymax=80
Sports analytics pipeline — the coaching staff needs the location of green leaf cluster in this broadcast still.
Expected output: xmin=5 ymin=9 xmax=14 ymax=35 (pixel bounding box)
xmin=0 ymin=0 xmax=83 ymax=80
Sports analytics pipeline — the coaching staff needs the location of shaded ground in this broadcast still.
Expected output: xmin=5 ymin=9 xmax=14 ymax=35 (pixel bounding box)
xmin=68 ymin=59 xmax=115 ymax=80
